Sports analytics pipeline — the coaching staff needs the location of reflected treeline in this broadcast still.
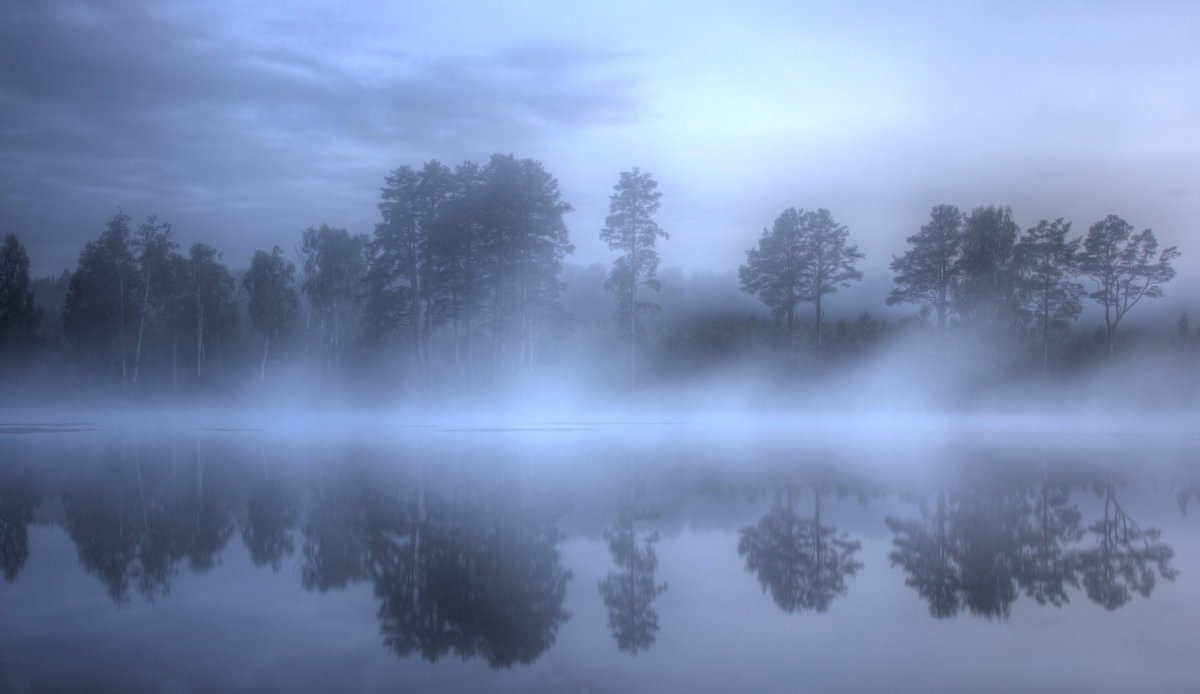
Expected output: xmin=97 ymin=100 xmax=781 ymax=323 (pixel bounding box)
xmin=58 ymin=439 xmax=240 ymax=602
xmin=739 ymin=488 xmax=863 ymax=613
xmin=0 ymin=471 xmax=36 ymax=582
xmin=297 ymin=466 xmax=573 ymax=668
xmin=2 ymin=436 xmax=1192 ymax=667
xmin=599 ymin=487 xmax=667 ymax=654
xmin=887 ymin=473 xmax=1177 ymax=618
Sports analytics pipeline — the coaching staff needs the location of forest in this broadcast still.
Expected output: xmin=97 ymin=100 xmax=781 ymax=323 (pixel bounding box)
xmin=0 ymin=153 xmax=1193 ymax=406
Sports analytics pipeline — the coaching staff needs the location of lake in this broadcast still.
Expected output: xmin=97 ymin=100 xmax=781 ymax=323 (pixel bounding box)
xmin=1 ymin=418 xmax=1197 ymax=693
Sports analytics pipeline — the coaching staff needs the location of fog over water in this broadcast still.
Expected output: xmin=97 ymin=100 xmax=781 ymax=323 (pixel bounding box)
xmin=2 ymin=2 xmax=1199 ymax=692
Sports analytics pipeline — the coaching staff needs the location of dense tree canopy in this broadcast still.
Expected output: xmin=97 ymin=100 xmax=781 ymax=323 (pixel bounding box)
xmin=740 ymin=208 xmax=863 ymax=352
xmin=243 ymin=246 xmax=298 ymax=380
xmin=0 ymin=234 xmax=38 ymax=349
xmin=887 ymin=204 xmax=963 ymax=331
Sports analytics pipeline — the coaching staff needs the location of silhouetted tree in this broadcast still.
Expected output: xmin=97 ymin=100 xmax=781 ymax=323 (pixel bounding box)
xmin=740 ymin=208 xmax=863 ymax=352
xmin=243 ymin=247 xmax=298 ymax=381
xmin=364 ymin=161 xmax=455 ymax=373
xmin=1016 ymin=219 xmax=1083 ymax=372
xmin=64 ymin=213 xmax=139 ymax=382
xmin=300 ymin=225 xmax=369 ymax=371
xmin=1079 ymin=215 xmax=1180 ymax=354
xmin=185 ymin=244 xmax=238 ymax=382
xmin=475 ymin=154 xmax=575 ymax=373
xmin=887 ymin=204 xmax=964 ymax=331
xmin=130 ymin=216 xmax=177 ymax=386
xmin=0 ymin=234 xmax=39 ymax=350
xmin=955 ymin=205 xmax=1024 ymax=335
xmin=600 ymin=168 xmax=667 ymax=382
xmin=598 ymin=490 xmax=667 ymax=654
xmin=739 ymin=490 xmax=861 ymax=613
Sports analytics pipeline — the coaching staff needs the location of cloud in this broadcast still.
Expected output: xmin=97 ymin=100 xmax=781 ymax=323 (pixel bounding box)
xmin=0 ymin=1 xmax=641 ymax=272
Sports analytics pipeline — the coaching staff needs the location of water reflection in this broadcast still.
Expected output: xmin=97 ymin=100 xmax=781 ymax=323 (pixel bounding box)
xmin=1 ymin=431 xmax=1190 ymax=679
xmin=886 ymin=472 xmax=1175 ymax=618
xmin=299 ymin=468 xmax=573 ymax=668
xmin=739 ymin=488 xmax=862 ymax=614
xmin=1078 ymin=482 xmax=1177 ymax=610
xmin=599 ymin=487 xmax=667 ymax=654
xmin=59 ymin=440 xmax=240 ymax=602
xmin=0 ymin=471 xmax=35 ymax=582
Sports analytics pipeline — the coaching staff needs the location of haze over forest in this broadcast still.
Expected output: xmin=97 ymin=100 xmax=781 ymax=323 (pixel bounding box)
xmin=1 ymin=1 xmax=1197 ymax=412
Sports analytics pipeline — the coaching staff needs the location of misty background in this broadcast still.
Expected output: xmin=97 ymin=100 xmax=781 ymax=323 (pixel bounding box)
xmin=0 ymin=1 xmax=1197 ymax=409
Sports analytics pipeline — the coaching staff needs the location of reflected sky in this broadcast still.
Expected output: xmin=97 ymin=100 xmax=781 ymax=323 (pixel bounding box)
xmin=0 ymin=427 xmax=1197 ymax=692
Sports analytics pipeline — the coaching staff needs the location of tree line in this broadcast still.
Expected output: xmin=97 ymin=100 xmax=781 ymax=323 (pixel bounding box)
xmin=0 ymin=154 xmax=1189 ymax=396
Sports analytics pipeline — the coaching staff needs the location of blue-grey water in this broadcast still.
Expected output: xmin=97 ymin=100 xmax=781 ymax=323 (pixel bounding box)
xmin=1 ymin=421 xmax=1197 ymax=693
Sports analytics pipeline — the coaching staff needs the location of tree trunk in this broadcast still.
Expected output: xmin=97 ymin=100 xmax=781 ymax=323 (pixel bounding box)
xmin=814 ymin=293 xmax=823 ymax=356
xmin=196 ymin=301 xmax=205 ymax=379
xmin=119 ymin=276 xmax=128 ymax=385
xmin=133 ymin=277 xmax=149 ymax=386
xmin=260 ymin=334 xmax=270 ymax=382
xmin=629 ymin=242 xmax=638 ymax=386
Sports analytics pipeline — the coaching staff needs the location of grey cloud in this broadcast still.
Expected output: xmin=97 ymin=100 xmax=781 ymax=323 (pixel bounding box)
xmin=0 ymin=1 xmax=641 ymax=272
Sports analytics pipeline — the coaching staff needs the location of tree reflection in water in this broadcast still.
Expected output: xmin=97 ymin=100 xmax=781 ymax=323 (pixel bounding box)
xmin=599 ymin=487 xmax=667 ymax=654
xmin=0 ymin=472 xmax=36 ymax=582
xmin=1078 ymin=482 xmax=1177 ymax=610
xmin=739 ymin=488 xmax=862 ymax=614
xmin=300 ymin=468 xmax=573 ymax=669
xmin=887 ymin=472 xmax=1175 ymax=618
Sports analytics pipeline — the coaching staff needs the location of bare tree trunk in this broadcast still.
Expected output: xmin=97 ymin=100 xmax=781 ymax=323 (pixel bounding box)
xmin=814 ymin=293 xmax=823 ymax=356
xmin=119 ymin=276 xmax=128 ymax=386
xmin=260 ymin=334 xmax=270 ymax=382
xmin=196 ymin=301 xmax=205 ymax=379
xmin=629 ymin=243 xmax=638 ymax=386
xmin=133 ymin=277 xmax=149 ymax=386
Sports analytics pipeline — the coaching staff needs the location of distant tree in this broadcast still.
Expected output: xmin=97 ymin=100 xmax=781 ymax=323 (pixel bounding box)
xmin=243 ymin=247 xmax=298 ymax=381
xmin=1078 ymin=215 xmax=1180 ymax=354
xmin=30 ymin=270 xmax=70 ymax=344
xmin=740 ymin=208 xmax=863 ymax=352
xmin=64 ymin=213 xmax=139 ymax=382
xmin=600 ymin=168 xmax=667 ymax=382
xmin=475 ymin=154 xmax=575 ymax=373
xmin=0 ymin=234 xmax=38 ymax=349
xmin=428 ymin=161 xmax=489 ymax=375
xmin=131 ymin=216 xmax=178 ymax=386
xmin=955 ymin=205 xmax=1024 ymax=334
xmin=300 ymin=225 xmax=369 ymax=370
xmin=364 ymin=161 xmax=456 ymax=373
xmin=886 ymin=204 xmax=963 ymax=331
xmin=186 ymin=244 xmax=238 ymax=381
xmin=1016 ymin=219 xmax=1083 ymax=372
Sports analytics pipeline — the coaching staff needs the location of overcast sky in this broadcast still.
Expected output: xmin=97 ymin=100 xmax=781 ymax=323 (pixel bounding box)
xmin=3 ymin=0 xmax=1198 ymax=289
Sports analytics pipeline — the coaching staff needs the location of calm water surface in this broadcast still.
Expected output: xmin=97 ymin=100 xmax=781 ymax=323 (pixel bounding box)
xmin=1 ymin=422 xmax=1197 ymax=693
